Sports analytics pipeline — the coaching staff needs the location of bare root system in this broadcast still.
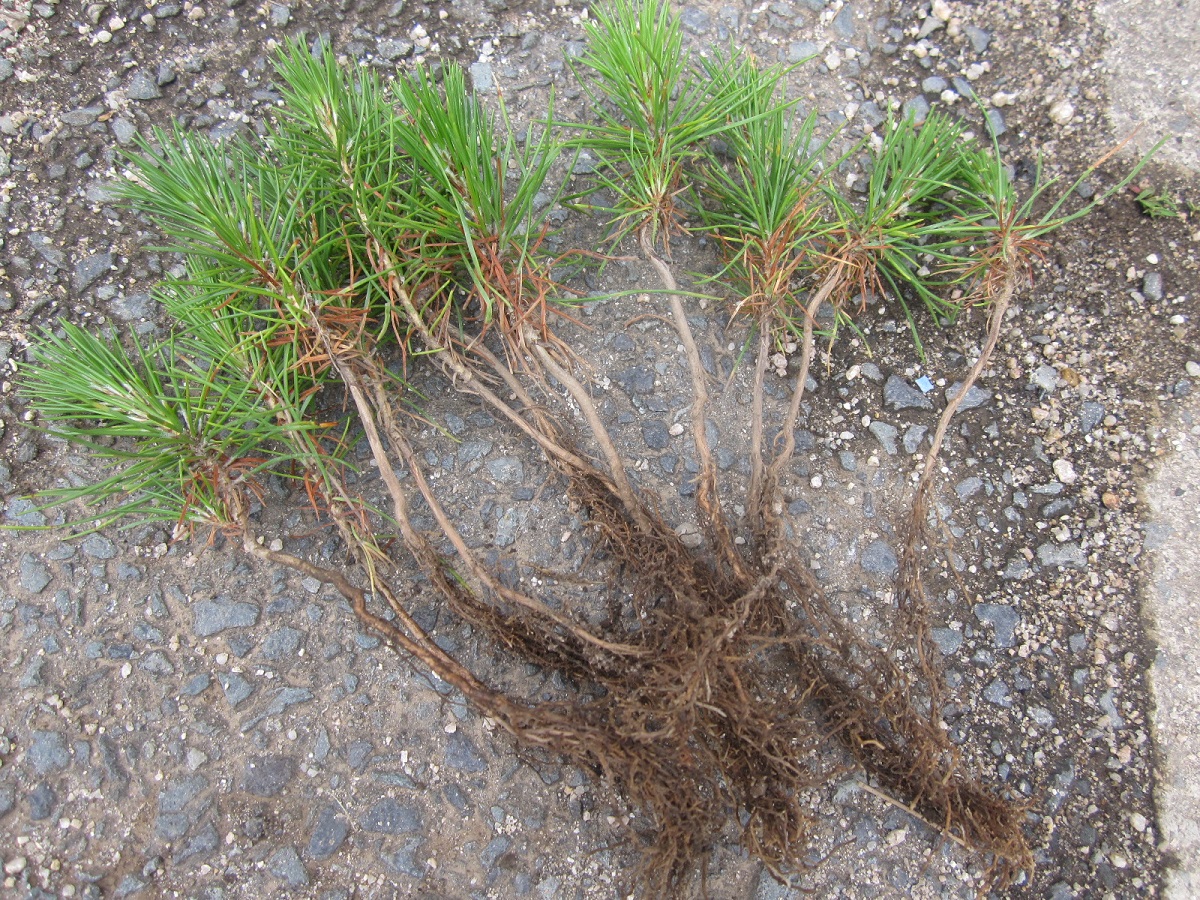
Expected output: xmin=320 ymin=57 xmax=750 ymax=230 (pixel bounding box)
xmin=226 ymin=270 xmax=1031 ymax=897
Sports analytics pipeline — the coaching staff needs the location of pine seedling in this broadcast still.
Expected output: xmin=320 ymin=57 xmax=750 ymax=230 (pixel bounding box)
xmin=570 ymin=0 xmax=769 ymax=574
xmin=569 ymin=0 xmax=746 ymax=248
xmin=264 ymin=42 xmax=648 ymax=528
xmin=388 ymin=63 xmax=568 ymax=352
xmin=819 ymin=111 xmax=990 ymax=356
xmin=890 ymin=130 xmax=1164 ymax=800
xmin=20 ymin=325 xmax=259 ymax=532
xmin=694 ymin=54 xmax=834 ymax=518
xmin=899 ymin=128 xmax=1163 ymax=495
xmin=273 ymin=40 xmax=573 ymax=366
xmin=25 ymin=117 xmax=370 ymax=536
xmin=268 ymin=41 xmax=447 ymax=350
xmin=697 ymin=56 xmax=830 ymax=327
xmin=693 ymin=73 xmax=1066 ymax=885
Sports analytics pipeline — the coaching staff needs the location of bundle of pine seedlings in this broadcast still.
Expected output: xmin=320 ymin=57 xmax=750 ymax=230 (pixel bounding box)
xmin=17 ymin=2 xmax=1152 ymax=894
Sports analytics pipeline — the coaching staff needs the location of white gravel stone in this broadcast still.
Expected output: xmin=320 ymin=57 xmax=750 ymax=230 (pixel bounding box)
xmin=674 ymin=523 xmax=703 ymax=549
xmin=1048 ymin=99 xmax=1075 ymax=125
xmin=1053 ymin=459 xmax=1078 ymax=484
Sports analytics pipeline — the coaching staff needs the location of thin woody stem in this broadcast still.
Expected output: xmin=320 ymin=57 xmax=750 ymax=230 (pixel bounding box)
xmin=747 ymin=319 xmax=772 ymax=524
xmin=289 ymin=274 xmax=640 ymax=658
xmin=384 ymin=270 xmax=592 ymax=473
xmin=908 ymin=266 xmax=1018 ymax=519
xmin=641 ymin=226 xmax=747 ymax=582
xmin=236 ymin=514 xmax=556 ymax=746
xmin=470 ymin=339 xmax=579 ymax=454
xmin=765 ymin=272 xmax=839 ymax=488
xmin=240 ymin=526 xmax=475 ymax=690
xmin=894 ymin=265 xmax=1018 ymax=704
xmin=337 ymin=345 xmax=642 ymax=658
xmin=531 ymin=338 xmax=653 ymax=534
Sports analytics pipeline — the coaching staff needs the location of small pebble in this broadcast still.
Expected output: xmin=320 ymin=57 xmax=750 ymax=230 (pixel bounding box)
xmin=1052 ymin=459 xmax=1077 ymax=484
xmin=1143 ymin=271 xmax=1164 ymax=302
xmin=1048 ymin=99 xmax=1075 ymax=125
xmin=4 ymin=856 xmax=27 ymax=875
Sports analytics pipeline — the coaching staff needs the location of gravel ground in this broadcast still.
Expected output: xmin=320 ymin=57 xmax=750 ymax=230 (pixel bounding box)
xmin=1 ymin=0 xmax=1199 ymax=898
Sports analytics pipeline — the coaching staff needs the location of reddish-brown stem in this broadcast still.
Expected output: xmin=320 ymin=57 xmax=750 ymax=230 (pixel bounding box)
xmin=240 ymin=528 xmax=475 ymax=689
xmin=641 ymin=227 xmax=747 ymax=582
xmin=470 ymin=340 xmax=578 ymax=457
xmin=765 ymin=273 xmax=839 ymax=490
xmin=530 ymin=338 xmax=653 ymax=535
xmin=895 ymin=265 xmax=1018 ymax=699
xmin=339 ymin=351 xmax=643 ymax=658
xmin=908 ymin=267 xmax=1017 ymax=518
xmin=747 ymin=320 xmax=772 ymax=525
xmin=235 ymin=518 xmax=557 ymax=748
xmin=389 ymin=280 xmax=595 ymax=474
